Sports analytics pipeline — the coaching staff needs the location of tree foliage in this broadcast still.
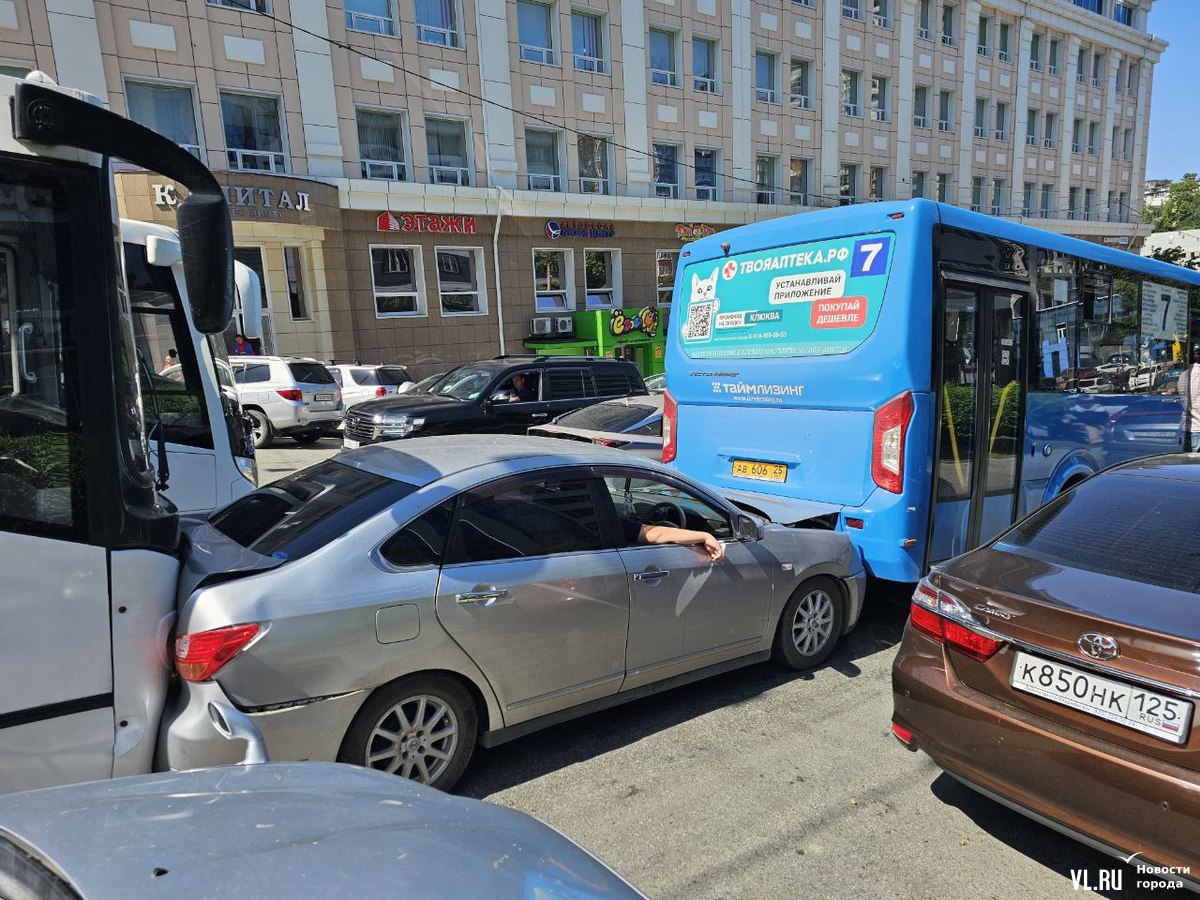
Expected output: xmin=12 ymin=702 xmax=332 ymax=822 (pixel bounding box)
xmin=1144 ymin=173 xmax=1200 ymax=233
xmin=1149 ymin=245 xmax=1200 ymax=270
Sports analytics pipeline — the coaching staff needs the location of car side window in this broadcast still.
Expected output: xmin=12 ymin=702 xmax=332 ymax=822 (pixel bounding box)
xmin=329 ymin=369 xmax=343 ymax=386
xmin=238 ymin=363 xmax=271 ymax=384
xmin=492 ymin=369 xmax=541 ymax=404
xmin=379 ymin=500 xmax=456 ymax=568
xmin=445 ymin=476 xmax=602 ymax=564
xmin=603 ymin=474 xmax=733 ymax=546
xmin=546 ymin=368 xmax=596 ymax=401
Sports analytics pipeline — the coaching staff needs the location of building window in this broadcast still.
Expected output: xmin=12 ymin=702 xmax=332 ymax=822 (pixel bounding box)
xmin=1106 ymin=190 xmax=1116 ymax=221
xmin=873 ymin=0 xmax=891 ymax=28
xmin=1122 ymin=128 xmax=1133 ymax=161
xmin=998 ymin=23 xmax=1010 ymax=61
xmin=914 ymin=85 xmax=929 ymax=127
xmin=1071 ymin=118 xmax=1083 ymax=153
xmin=220 ymin=92 xmax=286 ymax=172
xmin=208 ymin=0 xmax=267 ymax=11
xmin=0 ymin=62 xmax=30 ymax=78
xmin=346 ymin=0 xmax=395 ymax=35
xmin=1076 ymin=47 xmax=1089 ymax=84
xmin=649 ymin=28 xmax=677 ymax=86
xmin=1087 ymin=121 xmax=1099 ymax=156
xmin=1110 ymin=125 xmax=1120 ymax=160
xmin=1073 ymin=0 xmax=1104 ymax=12
xmin=1083 ymin=188 xmax=1095 ymax=220
xmin=577 ymin=134 xmax=610 ymax=194
xmin=125 ymin=80 xmax=201 ymax=158
xmin=842 ymin=0 xmax=863 ymax=21
xmin=426 ymin=117 xmax=470 ymax=185
xmin=974 ymin=97 xmax=988 ymax=138
xmin=1030 ymin=33 xmax=1042 ymax=70
xmin=917 ymin=0 xmax=931 ymax=38
xmin=653 ymin=144 xmax=679 ymax=198
xmin=871 ymin=75 xmax=889 ymax=121
xmin=755 ymin=155 xmax=777 ymax=204
xmin=583 ymin=249 xmax=620 ymax=309
xmin=990 ymin=179 xmax=1006 ymax=215
xmin=525 ymin=128 xmax=562 ymax=191
xmin=841 ymin=70 xmax=861 ymax=117
xmin=1113 ymin=2 xmax=1134 ymax=26
xmin=840 ymin=164 xmax=859 ymax=205
xmin=1040 ymin=183 xmax=1053 ymax=218
xmin=1044 ymin=112 xmax=1058 ymax=149
xmin=938 ymin=90 xmax=954 ymax=132
xmin=357 ymin=108 xmax=408 ymax=181
xmin=971 ymin=176 xmax=984 ymax=211
xmin=1048 ymin=39 xmax=1061 ymax=75
xmin=656 ymin=250 xmax=679 ymax=306
xmin=994 ymin=102 xmax=1008 ymax=141
xmin=533 ymin=249 xmax=574 ymax=311
xmin=370 ymin=246 xmax=425 ymax=318
xmin=754 ymin=51 xmax=777 ymax=103
xmin=1091 ymin=52 xmax=1104 ymax=86
xmin=869 ymin=166 xmax=887 ymax=200
xmin=1022 ymin=182 xmax=1035 ymax=216
xmin=1117 ymin=191 xmax=1128 ymax=221
xmin=788 ymin=158 xmax=810 ymax=205
xmin=695 ymin=147 xmax=719 ymax=200
xmin=416 ymin=0 xmax=460 ymax=47
xmin=283 ymin=246 xmax=308 ymax=320
xmin=936 ymin=172 xmax=951 ymax=203
xmin=790 ymin=58 xmax=812 ymax=108
xmin=1025 ymin=109 xmax=1039 ymax=146
xmin=693 ymin=37 xmax=718 ymax=92
xmin=1127 ymin=62 xmax=1139 ymax=94
xmin=1068 ymin=186 xmax=1080 ymax=219
xmin=572 ymin=11 xmax=606 ymax=73
xmin=912 ymin=170 xmax=927 ymax=198
xmin=940 ymin=3 xmax=956 ymax=46
xmin=976 ymin=14 xmax=989 ymax=55
xmin=436 ymin=247 xmax=486 ymax=315
xmin=517 ymin=0 xmax=556 ymax=64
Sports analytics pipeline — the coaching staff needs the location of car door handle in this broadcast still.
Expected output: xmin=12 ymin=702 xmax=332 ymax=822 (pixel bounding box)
xmin=632 ymin=570 xmax=670 ymax=582
xmin=531 ymin=412 xmax=549 ymax=418
xmin=455 ymin=589 xmax=510 ymax=606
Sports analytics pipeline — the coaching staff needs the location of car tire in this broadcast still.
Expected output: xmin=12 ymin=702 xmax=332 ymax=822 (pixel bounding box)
xmin=246 ymin=408 xmax=273 ymax=449
xmin=772 ymin=576 xmax=845 ymax=671
xmin=292 ymin=429 xmax=322 ymax=445
xmin=339 ymin=673 xmax=478 ymax=792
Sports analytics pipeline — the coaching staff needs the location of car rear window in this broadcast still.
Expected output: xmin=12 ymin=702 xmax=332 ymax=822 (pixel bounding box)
xmin=288 ymin=362 xmax=335 ymax=384
xmin=209 ymin=460 xmax=416 ymax=561
xmin=377 ymin=366 xmax=410 ymax=385
xmin=993 ymin=473 xmax=1200 ymax=592
xmin=557 ymin=402 xmax=658 ymax=433
xmin=593 ymin=367 xmax=640 ymax=397
xmin=350 ymin=367 xmax=381 ymax=386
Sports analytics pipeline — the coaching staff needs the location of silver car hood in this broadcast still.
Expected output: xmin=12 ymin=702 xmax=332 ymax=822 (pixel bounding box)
xmin=178 ymin=517 xmax=284 ymax=601
xmin=0 ymin=763 xmax=642 ymax=898
xmin=720 ymin=487 xmax=844 ymax=526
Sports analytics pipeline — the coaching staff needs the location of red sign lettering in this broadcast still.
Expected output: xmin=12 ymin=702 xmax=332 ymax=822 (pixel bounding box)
xmin=810 ymin=296 xmax=867 ymax=329
xmin=376 ymin=213 xmax=479 ymax=234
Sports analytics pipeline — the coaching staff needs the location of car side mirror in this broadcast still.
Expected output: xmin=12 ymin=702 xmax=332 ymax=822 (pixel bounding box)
xmin=490 ymin=390 xmax=515 ymax=403
xmin=735 ymin=513 xmax=762 ymax=542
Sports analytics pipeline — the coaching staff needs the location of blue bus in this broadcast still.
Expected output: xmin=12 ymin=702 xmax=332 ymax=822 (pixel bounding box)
xmin=664 ymin=200 xmax=1200 ymax=583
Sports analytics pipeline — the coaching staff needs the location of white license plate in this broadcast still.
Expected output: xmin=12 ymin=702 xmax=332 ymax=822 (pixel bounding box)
xmin=314 ymin=392 xmax=335 ymax=402
xmin=1010 ymin=650 xmax=1193 ymax=745
xmin=343 ymin=438 xmax=360 ymax=450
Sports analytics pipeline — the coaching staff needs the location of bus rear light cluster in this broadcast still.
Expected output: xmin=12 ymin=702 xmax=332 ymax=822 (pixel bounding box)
xmin=662 ymin=390 xmax=678 ymax=463
xmin=871 ymin=391 xmax=914 ymax=493
xmin=909 ymin=578 xmax=1004 ymax=662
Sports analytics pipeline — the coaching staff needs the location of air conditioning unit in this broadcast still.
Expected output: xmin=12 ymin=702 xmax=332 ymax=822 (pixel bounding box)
xmin=530 ymin=316 xmax=552 ymax=336
xmin=554 ymin=315 xmax=574 ymax=335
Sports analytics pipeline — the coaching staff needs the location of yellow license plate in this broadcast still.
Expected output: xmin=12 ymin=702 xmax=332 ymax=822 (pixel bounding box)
xmin=731 ymin=459 xmax=788 ymax=483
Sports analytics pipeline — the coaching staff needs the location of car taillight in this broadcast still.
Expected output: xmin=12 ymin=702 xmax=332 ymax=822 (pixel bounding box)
xmin=175 ymin=624 xmax=261 ymax=682
xmin=909 ymin=577 xmax=1004 ymax=662
xmin=871 ymin=391 xmax=914 ymax=493
xmin=891 ymin=722 xmax=914 ymax=745
xmin=276 ymin=388 xmax=303 ymax=401
xmin=375 ymin=386 xmax=387 ymax=397
xmin=662 ymin=389 xmax=678 ymax=463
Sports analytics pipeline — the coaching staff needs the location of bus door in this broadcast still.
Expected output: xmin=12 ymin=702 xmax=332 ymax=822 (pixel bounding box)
xmin=929 ymin=279 xmax=1029 ymax=562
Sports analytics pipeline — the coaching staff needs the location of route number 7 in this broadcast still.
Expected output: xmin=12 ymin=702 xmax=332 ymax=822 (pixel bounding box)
xmin=851 ymin=237 xmax=890 ymax=276
xmin=860 ymin=242 xmax=884 ymax=270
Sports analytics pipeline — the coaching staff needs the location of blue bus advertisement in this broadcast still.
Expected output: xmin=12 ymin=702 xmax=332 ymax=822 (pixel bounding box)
xmin=664 ymin=200 xmax=1200 ymax=583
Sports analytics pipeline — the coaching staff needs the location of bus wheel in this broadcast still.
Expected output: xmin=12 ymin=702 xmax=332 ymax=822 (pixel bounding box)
xmin=772 ymin=576 xmax=845 ymax=671
xmin=246 ymin=409 xmax=273 ymax=449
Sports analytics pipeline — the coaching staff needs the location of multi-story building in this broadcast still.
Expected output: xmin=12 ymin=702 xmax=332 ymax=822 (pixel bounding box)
xmin=0 ymin=0 xmax=1164 ymax=371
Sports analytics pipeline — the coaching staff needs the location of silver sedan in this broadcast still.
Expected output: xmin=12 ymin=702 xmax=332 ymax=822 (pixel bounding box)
xmin=160 ymin=436 xmax=866 ymax=791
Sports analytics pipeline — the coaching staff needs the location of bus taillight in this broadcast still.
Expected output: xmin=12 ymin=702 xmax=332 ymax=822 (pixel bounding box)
xmin=662 ymin=390 xmax=678 ymax=463
xmin=872 ymin=391 xmax=914 ymax=494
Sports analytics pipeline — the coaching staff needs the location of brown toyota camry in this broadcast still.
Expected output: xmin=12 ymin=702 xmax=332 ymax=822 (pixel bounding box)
xmin=892 ymin=454 xmax=1200 ymax=885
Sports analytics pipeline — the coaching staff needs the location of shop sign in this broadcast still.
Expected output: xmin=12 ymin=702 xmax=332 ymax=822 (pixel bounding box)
xmin=1102 ymin=235 xmax=1132 ymax=246
xmin=545 ymin=219 xmax=616 ymax=240
xmin=376 ymin=212 xmax=478 ymax=234
xmin=153 ymin=183 xmax=312 ymax=218
xmin=676 ymin=223 xmax=716 ymax=242
xmin=610 ymin=306 xmax=660 ymax=339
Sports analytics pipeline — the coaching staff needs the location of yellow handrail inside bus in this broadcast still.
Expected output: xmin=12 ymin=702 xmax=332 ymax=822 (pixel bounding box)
xmin=989 ymin=381 xmax=1017 ymax=453
xmin=942 ymin=383 xmax=965 ymax=490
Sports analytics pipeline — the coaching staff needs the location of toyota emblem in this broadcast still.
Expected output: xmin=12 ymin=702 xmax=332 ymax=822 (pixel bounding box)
xmin=1077 ymin=632 xmax=1120 ymax=660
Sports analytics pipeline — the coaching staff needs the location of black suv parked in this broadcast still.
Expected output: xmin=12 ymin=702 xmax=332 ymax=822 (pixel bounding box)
xmin=341 ymin=355 xmax=647 ymax=447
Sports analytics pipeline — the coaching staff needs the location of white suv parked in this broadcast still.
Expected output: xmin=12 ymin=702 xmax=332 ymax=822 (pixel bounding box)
xmin=328 ymin=364 xmax=414 ymax=410
xmin=230 ymin=356 xmax=342 ymax=448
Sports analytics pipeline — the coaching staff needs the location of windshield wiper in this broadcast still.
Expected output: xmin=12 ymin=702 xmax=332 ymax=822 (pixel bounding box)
xmin=136 ymin=350 xmax=170 ymax=492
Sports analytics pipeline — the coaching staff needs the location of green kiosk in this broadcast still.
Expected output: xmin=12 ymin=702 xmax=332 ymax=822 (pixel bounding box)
xmin=524 ymin=306 xmax=668 ymax=376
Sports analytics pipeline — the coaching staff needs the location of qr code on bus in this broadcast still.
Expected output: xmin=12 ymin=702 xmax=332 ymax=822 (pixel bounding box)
xmin=682 ymin=301 xmax=716 ymax=342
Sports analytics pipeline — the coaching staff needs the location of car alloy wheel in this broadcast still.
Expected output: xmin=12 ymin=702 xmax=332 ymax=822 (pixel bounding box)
xmin=246 ymin=409 xmax=273 ymax=449
xmin=366 ymin=694 xmax=459 ymax=785
xmin=791 ymin=589 xmax=835 ymax=657
xmin=773 ymin=576 xmax=845 ymax=671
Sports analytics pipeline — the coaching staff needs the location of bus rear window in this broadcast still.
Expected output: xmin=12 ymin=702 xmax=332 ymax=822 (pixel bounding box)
xmin=678 ymin=232 xmax=895 ymax=359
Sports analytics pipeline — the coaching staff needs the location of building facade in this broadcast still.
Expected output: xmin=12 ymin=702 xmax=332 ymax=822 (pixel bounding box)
xmin=0 ymin=0 xmax=1164 ymax=373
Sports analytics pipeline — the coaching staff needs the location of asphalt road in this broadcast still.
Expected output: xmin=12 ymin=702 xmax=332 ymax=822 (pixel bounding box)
xmin=255 ymin=440 xmax=1168 ymax=900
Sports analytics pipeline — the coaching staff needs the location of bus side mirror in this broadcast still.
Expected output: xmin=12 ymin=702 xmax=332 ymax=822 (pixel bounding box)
xmin=177 ymin=193 xmax=234 ymax=334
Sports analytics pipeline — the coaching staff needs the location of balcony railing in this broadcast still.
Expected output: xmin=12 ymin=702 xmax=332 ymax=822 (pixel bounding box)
xmin=1071 ymin=141 xmax=1082 ymax=153
xmin=918 ymin=26 xmax=931 ymax=39
xmin=994 ymin=129 xmax=1008 ymax=140
xmin=430 ymin=165 xmax=470 ymax=185
xmin=756 ymin=87 xmax=778 ymax=102
xmin=579 ymin=176 xmax=610 ymax=194
xmin=654 ymin=182 xmax=679 ymax=199
xmin=1022 ymin=207 xmax=1034 ymax=217
xmin=970 ymin=203 xmax=981 ymax=212
xmin=1030 ymin=59 xmax=1043 ymax=71
xmin=1048 ymin=64 xmax=1060 ymax=75
xmin=913 ymin=114 xmax=929 ymax=128
xmin=974 ymin=124 xmax=986 ymax=138
xmin=1044 ymin=137 xmax=1057 ymax=149
xmin=938 ymin=119 xmax=953 ymax=132
xmin=527 ymin=172 xmax=562 ymax=191
xmin=519 ymin=44 xmax=556 ymax=64
xmin=842 ymin=102 xmax=861 ymax=116
xmin=651 ymin=69 xmax=678 ymax=86
xmin=1026 ymin=134 xmax=1037 ymax=146
xmin=941 ymin=33 xmax=956 ymax=46
xmin=874 ymin=14 xmax=892 ymax=28
xmin=179 ymin=143 xmax=202 ymax=159
xmin=842 ymin=1 xmax=863 ymax=20
xmin=788 ymin=191 xmax=810 ymax=205
xmin=1091 ymin=76 xmax=1101 ymax=86
xmin=871 ymin=108 xmax=889 ymax=122
xmin=209 ymin=0 xmax=266 ymax=11
xmin=574 ymin=54 xmax=607 ymax=74
xmin=227 ymin=148 xmax=286 ymax=173
xmin=790 ymin=93 xmax=812 ymax=109
xmin=417 ymin=24 xmax=460 ymax=47
xmin=362 ymin=159 xmax=408 ymax=181
xmin=694 ymin=76 xmax=718 ymax=93
xmin=1076 ymin=72 xmax=1087 ymax=84
xmin=990 ymin=205 xmax=1005 ymax=215
xmin=756 ymin=189 xmax=778 ymax=204
xmin=998 ymin=50 xmax=1011 ymax=62
xmin=695 ymin=185 xmax=717 ymax=200
xmin=346 ymin=10 xmax=395 ymax=35
xmin=977 ymin=45 xmax=990 ymax=56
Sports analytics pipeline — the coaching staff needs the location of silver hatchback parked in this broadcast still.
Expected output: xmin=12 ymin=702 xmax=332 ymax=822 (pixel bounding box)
xmin=231 ymin=356 xmax=343 ymax=447
xmin=160 ymin=436 xmax=865 ymax=791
